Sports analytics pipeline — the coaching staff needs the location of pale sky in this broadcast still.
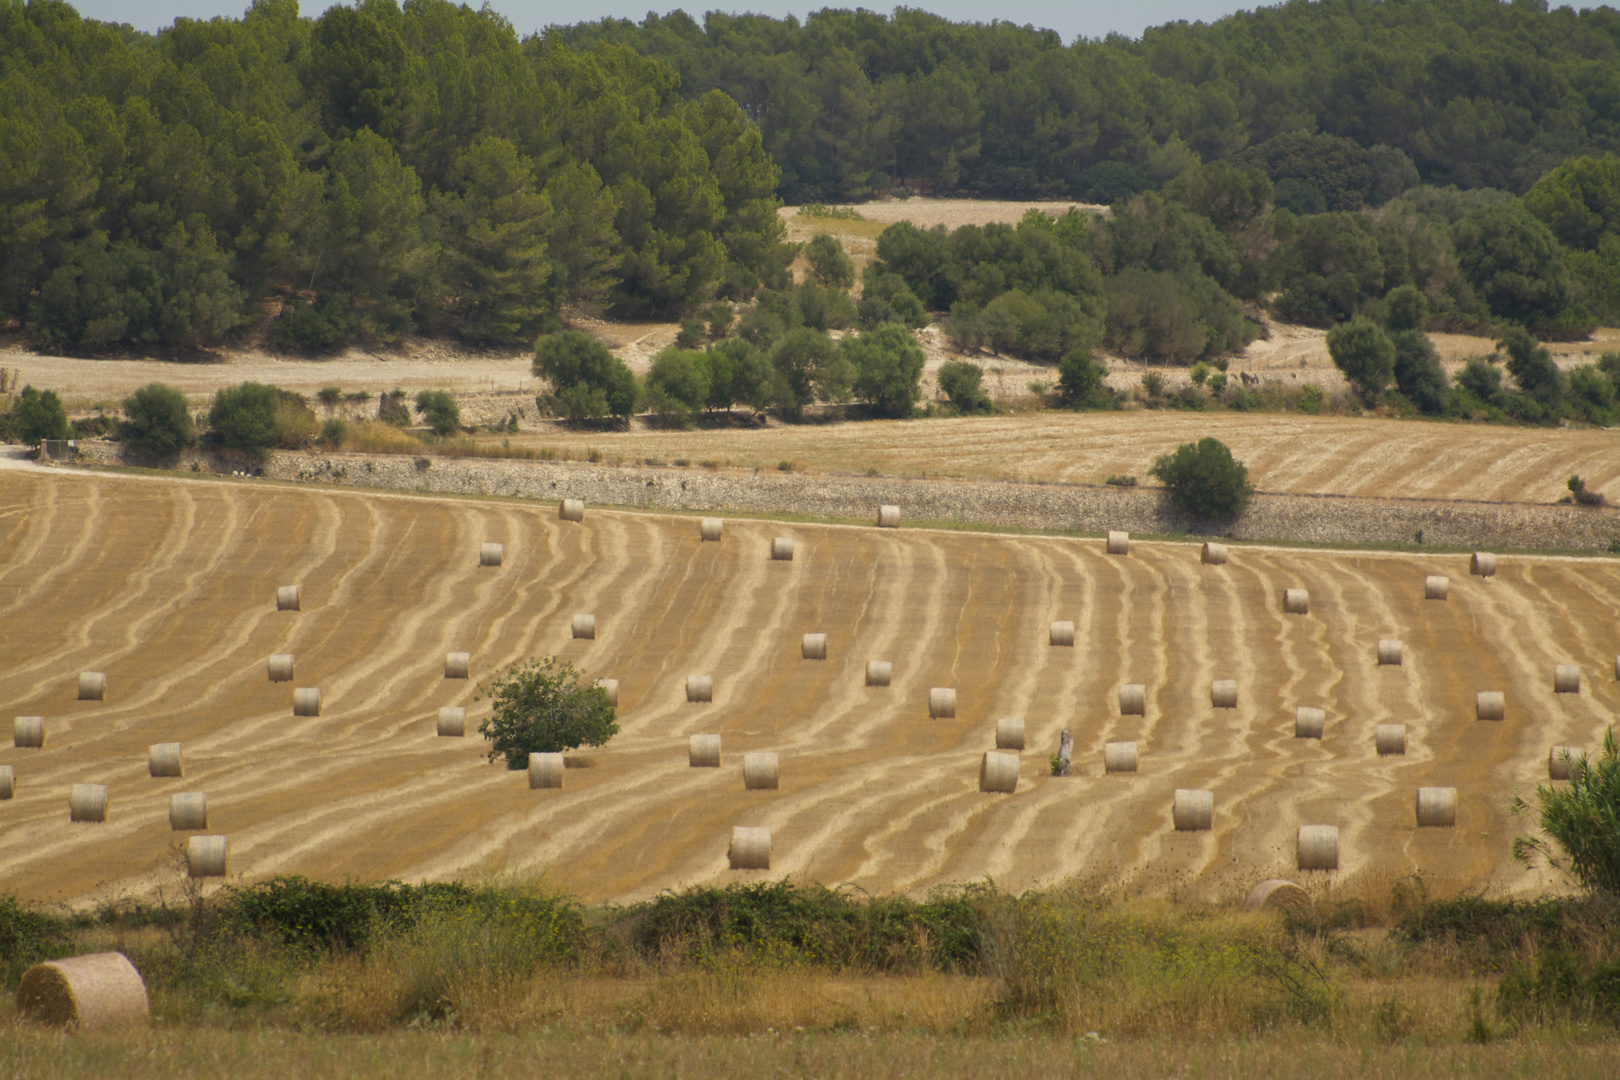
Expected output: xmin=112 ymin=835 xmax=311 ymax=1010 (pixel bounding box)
xmin=66 ymin=1 xmax=1282 ymax=44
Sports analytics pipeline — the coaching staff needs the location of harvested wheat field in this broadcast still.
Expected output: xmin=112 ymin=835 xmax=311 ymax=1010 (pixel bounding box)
xmin=2 ymin=468 xmax=1616 ymax=909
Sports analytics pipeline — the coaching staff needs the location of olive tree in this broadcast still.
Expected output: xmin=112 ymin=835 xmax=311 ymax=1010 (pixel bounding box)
xmin=476 ymin=656 xmax=618 ymax=770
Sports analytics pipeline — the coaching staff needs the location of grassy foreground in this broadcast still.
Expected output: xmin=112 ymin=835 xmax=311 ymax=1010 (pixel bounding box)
xmin=4 ymin=877 xmax=1620 ymax=1075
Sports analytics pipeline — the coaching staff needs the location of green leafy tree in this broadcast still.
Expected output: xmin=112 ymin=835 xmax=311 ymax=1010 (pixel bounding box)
xmin=208 ymin=381 xmax=281 ymax=456
xmin=936 ymin=360 xmax=989 ymax=413
xmin=645 ymin=347 xmax=711 ymax=423
xmin=1057 ymin=349 xmax=1108 ymax=409
xmin=804 ymin=233 xmax=855 ymax=289
xmin=845 ymin=323 xmax=926 ymax=418
xmin=1454 ymin=203 xmax=1573 ymax=326
xmin=534 ymin=330 xmax=640 ymax=425
xmin=1326 ymin=316 xmax=1396 ymax=404
xmin=1512 ymin=728 xmax=1620 ymax=895
xmin=1149 ymin=437 xmax=1252 ymax=519
xmin=1498 ymin=327 xmax=1566 ymax=406
xmin=120 ymin=382 xmax=195 ymax=459
xmin=1275 ymin=213 xmax=1386 ymax=326
xmin=476 ymin=656 xmax=618 ymax=770
xmin=414 ymin=389 xmax=461 ymax=435
xmin=1455 ymin=357 xmax=1504 ymax=407
xmin=710 ymin=338 xmax=781 ymax=417
xmin=1383 ymin=284 xmax=1429 ymax=332
xmin=9 ymin=386 xmax=70 ymax=444
xmin=769 ymin=327 xmax=849 ymax=418
xmin=1390 ymin=331 xmax=1450 ymax=415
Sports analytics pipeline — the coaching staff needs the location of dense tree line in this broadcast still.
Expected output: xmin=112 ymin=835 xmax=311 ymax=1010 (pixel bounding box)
xmin=0 ymin=0 xmax=790 ymax=352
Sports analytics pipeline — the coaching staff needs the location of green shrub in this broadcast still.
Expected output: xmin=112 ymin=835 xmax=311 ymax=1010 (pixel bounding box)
xmin=413 ymin=390 xmax=461 ymax=435
xmin=271 ymin=390 xmax=319 ymax=449
xmin=805 ymin=234 xmax=856 ymax=289
xmin=675 ymin=317 xmax=705 ymax=349
xmin=1149 ymin=436 xmax=1253 ymax=519
xmin=533 ymin=331 xmax=639 ymax=426
xmin=0 ymin=893 xmax=73 ymax=987
xmin=1057 ymin=349 xmax=1109 ymax=409
xmin=1326 ymin=316 xmax=1396 ymax=404
xmin=937 ymin=360 xmax=990 ymax=413
xmin=1513 ymin=727 xmax=1620 ymax=895
xmin=1299 ymin=384 xmax=1324 ymax=414
xmin=317 ymin=387 xmax=343 ymax=408
xmin=9 ymin=386 xmax=70 ymax=444
xmin=476 ymin=656 xmax=618 ymax=770
xmin=645 ymin=347 xmax=711 ymax=424
xmin=378 ymin=389 xmax=412 ymax=427
xmin=221 ymin=877 xmax=474 ymax=952
xmin=770 ymin=328 xmax=849 ymax=418
xmin=845 ymin=324 xmax=926 ymax=418
xmin=1141 ymin=371 xmax=1166 ymax=399
xmin=1390 ymin=330 xmax=1450 ymax=415
xmin=120 ymin=382 xmax=195 ymax=459
xmin=320 ymin=419 xmax=349 ymax=447
xmin=208 ymin=382 xmax=280 ymax=456
xmin=271 ymin=293 xmax=357 ymax=352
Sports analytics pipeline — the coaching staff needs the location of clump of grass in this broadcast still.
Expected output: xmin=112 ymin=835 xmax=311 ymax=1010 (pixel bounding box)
xmin=344 ymin=420 xmax=422 ymax=455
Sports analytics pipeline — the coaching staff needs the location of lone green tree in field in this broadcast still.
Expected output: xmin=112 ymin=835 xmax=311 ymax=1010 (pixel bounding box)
xmin=1512 ymin=728 xmax=1620 ymax=895
xmin=477 ymin=657 xmax=619 ymax=769
xmin=9 ymin=386 xmax=70 ymax=444
xmin=1149 ymin=437 xmax=1252 ymax=519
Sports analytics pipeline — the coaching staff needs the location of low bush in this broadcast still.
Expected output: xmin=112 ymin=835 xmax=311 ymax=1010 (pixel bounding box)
xmin=413 ymin=390 xmax=461 ymax=436
xmin=1149 ymin=436 xmax=1253 ymax=519
xmin=120 ymin=382 xmax=195 ymax=459
xmin=937 ymin=361 xmax=990 ymax=413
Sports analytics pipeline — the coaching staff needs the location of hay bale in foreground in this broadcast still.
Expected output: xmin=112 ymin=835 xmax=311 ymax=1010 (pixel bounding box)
xmin=1106 ymin=531 xmax=1129 ymax=555
xmin=559 ymin=499 xmax=584 ymax=522
xmin=436 ymin=707 xmax=465 ymax=737
xmin=15 ymin=716 xmax=44 ymax=749
xmin=572 ymin=614 xmax=596 ymax=640
xmin=1283 ymin=589 xmax=1309 ymax=615
xmin=743 ymin=752 xmax=779 ymax=790
xmin=877 ymin=505 xmax=901 ymax=529
xmin=14 ymin=952 xmax=149 ymax=1029
xmin=771 ymin=537 xmax=795 ymax=561
xmin=1119 ymin=683 xmax=1146 ymax=716
xmin=276 ymin=585 xmax=300 ymax=611
xmin=802 ymin=633 xmax=827 ymax=660
xmin=729 ymin=826 xmax=771 ymax=870
xmin=979 ymin=751 xmax=1020 ymax=793
xmin=1554 ymin=665 xmax=1581 ymax=694
xmin=1294 ymin=707 xmax=1325 ymax=740
xmin=169 ymin=792 xmax=207 ymax=831
xmin=689 ymin=733 xmax=721 ymax=768
xmin=528 ymin=753 xmax=564 ymax=789
xmin=445 ymin=652 xmax=470 ymax=679
xmin=292 ymin=688 xmax=321 ymax=717
xmin=595 ymin=678 xmax=618 ymax=706
xmin=479 ymin=542 xmax=503 ymax=567
xmin=187 ymin=836 xmax=229 ymax=878
xmin=1470 ymin=552 xmax=1497 ymax=577
xmin=1549 ymin=746 xmax=1584 ymax=780
xmin=1201 ymin=542 xmax=1228 ymax=565
xmin=1425 ymin=575 xmax=1449 ymax=600
xmin=686 ymin=674 xmax=713 ymax=703
xmin=1476 ymin=692 xmax=1505 ymax=722
xmin=148 ymin=743 xmax=182 ymax=778
xmin=1377 ymin=639 xmax=1403 ymax=666
xmin=700 ymin=518 xmax=723 ymax=542
xmin=1415 ymin=787 xmax=1457 ymax=827
xmin=0 ymin=765 xmax=13 ymax=800
xmin=1210 ymin=680 xmax=1237 ymax=709
xmin=69 ymin=783 xmax=107 ymax=823
xmin=1173 ymin=789 xmax=1213 ymax=831
xmin=267 ymin=654 xmax=294 ymax=682
xmin=77 ymin=672 xmax=105 ymax=701
xmin=929 ymin=687 xmax=956 ymax=719
xmin=1104 ymin=741 xmax=1138 ymax=774
xmin=865 ymin=661 xmax=892 ymax=687
xmin=1376 ymin=724 xmax=1407 ymax=756
xmin=1049 ymin=621 xmax=1075 ymax=647
xmin=995 ymin=717 xmax=1026 ymax=750
xmin=1297 ymin=825 xmax=1338 ymax=871
xmin=1246 ymin=880 xmax=1311 ymax=913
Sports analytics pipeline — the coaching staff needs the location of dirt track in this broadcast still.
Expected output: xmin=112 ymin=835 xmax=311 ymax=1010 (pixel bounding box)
xmin=3 ymin=469 xmax=1615 ymax=908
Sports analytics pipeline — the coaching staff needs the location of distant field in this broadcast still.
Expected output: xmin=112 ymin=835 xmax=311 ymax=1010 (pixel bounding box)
xmin=3 ymin=468 xmax=1615 ymax=909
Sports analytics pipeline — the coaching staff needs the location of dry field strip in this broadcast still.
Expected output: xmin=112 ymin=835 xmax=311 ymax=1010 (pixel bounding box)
xmin=2 ymin=468 xmax=1617 ymax=908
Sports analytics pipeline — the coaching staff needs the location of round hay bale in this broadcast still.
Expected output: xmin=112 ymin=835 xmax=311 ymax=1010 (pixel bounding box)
xmin=1425 ymin=575 xmax=1449 ymax=600
xmin=771 ymin=537 xmax=795 ymax=561
xmin=14 ymin=716 xmax=44 ymax=749
xmin=802 ymin=633 xmax=827 ymax=660
xmin=572 ymin=614 xmax=596 ymax=640
xmin=1049 ymin=621 xmax=1075 ymax=647
xmin=1549 ymin=745 xmax=1583 ymax=780
xmin=1377 ymin=639 xmax=1403 ymax=667
xmin=1201 ymin=542 xmax=1228 ymax=565
xmin=979 ymin=750 xmax=1020 ymax=793
xmin=865 ymin=661 xmax=892 ymax=687
xmin=77 ymin=672 xmax=105 ymax=701
xmin=743 ymin=752 xmax=779 ymax=790
xmin=877 ymin=505 xmax=901 ymax=529
xmin=1470 ymin=551 xmax=1497 ymax=577
xmin=1173 ymin=789 xmax=1213 ymax=831
xmin=689 ymin=733 xmax=722 ymax=768
xmin=1119 ymin=683 xmax=1146 ymax=716
xmin=187 ymin=835 xmax=229 ymax=878
xmin=995 ymin=717 xmax=1026 ymax=750
xmin=929 ymin=687 xmax=956 ymax=719
xmin=1210 ymin=680 xmax=1237 ymax=709
xmin=276 ymin=586 xmax=300 ymax=611
xmin=1106 ymin=530 xmax=1129 ymax=555
xmin=168 ymin=792 xmax=207 ymax=831
xmin=1246 ymin=879 xmax=1311 ymax=913
xmin=595 ymin=678 xmax=618 ymax=706
xmin=69 ymin=783 xmax=107 ymax=823
xmin=729 ymin=826 xmax=771 ymax=870
xmin=267 ymin=654 xmax=294 ymax=682
xmin=1554 ymin=665 xmax=1581 ymax=694
xmin=479 ymin=542 xmax=503 ymax=567
xmin=436 ymin=706 xmax=465 ymax=738
xmin=0 ymin=764 xmax=14 ymax=800
xmin=700 ymin=517 xmax=723 ymax=542
xmin=1375 ymin=724 xmax=1407 ymax=756
xmin=528 ymin=752 xmax=565 ymax=789
xmin=445 ymin=652 xmax=470 ymax=679
xmin=1283 ymin=588 xmax=1310 ymax=615
xmin=292 ymin=687 xmax=321 ymax=717
xmin=1297 ymin=825 xmax=1339 ymax=871
xmin=148 ymin=743 xmax=182 ymax=778
xmin=1415 ymin=787 xmax=1457 ymax=827
xmin=1476 ymin=691 xmax=1505 ymax=722
xmin=1294 ymin=707 xmax=1325 ymax=740
xmin=1104 ymin=741 xmax=1138 ymax=774
xmin=14 ymin=952 xmax=149 ymax=1029
xmin=559 ymin=499 xmax=584 ymax=522
xmin=686 ymin=674 xmax=713 ymax=703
